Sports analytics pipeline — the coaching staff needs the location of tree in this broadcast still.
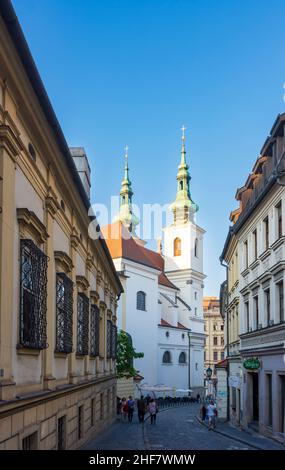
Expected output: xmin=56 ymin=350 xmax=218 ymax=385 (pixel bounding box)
xmin=116 ymin=330 xmax=144 ymax=378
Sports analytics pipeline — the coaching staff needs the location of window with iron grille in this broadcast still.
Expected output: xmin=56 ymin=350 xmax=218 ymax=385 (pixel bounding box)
xmin=77 ymin=293 xmax=89 ymax=355
xmin=111 ymin=324 xmax=117 ymax=359
xmin=22 ymin=431 xmax=38 ymax=450
xmin=107 ymin=320 xmax=112 ymax=359
xmin=90 ymin=304 xmax=100 ymax=357
xmin=57 ymin=415 xmax=66 ymax=450
xmin=78 ymin=405 xmax=84 ymax=439
xmin=19 ymin=239 xmax=48 ymax=350
xmin=55 ymin=273 xmax=73 ymax=353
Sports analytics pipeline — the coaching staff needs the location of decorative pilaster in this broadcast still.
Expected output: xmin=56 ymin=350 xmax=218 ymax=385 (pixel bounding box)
xmin=43 ymin=185 xmax=59 ymax=390
xmin=0 ymin=124 xmax=23 ymax=400
xmin=68 ymin=224 xmax=80 ymax=384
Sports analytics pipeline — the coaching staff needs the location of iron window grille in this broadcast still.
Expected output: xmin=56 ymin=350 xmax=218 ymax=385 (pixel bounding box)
xmin=111 ymin=324 xmax=117 ymax=359
xmin=77 ymin=293 xmax=89 ymax=356
xmin=90 ymin=304 xmax=100 ymax=357
xmin=55 ymin=273 xmax=73 ymax=353
xmin=19 ymin=239 xmax=48 ymax=350
xmin=107 ymin=320 xmax=112 ymax=359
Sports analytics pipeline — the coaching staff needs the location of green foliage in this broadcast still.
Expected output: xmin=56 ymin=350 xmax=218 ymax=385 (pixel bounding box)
xmin=116 ymin=330 xmax=144 ymax=378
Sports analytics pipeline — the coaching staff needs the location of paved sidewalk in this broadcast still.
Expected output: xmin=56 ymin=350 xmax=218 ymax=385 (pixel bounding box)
xmin=83 ymin=417 xmax=146 ymax=450
xmin=197 ymin=416 xmax=284 ymax=450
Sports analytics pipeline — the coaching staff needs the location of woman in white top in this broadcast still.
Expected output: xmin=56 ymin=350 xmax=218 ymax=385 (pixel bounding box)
xmin=207 ymin=400 xmax=217 ymax=430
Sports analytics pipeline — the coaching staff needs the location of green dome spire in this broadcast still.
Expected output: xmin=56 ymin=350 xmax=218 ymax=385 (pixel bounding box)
xmin=114 ymin=146 xmax=139 ymax=232
xmin=170 ymin=126 xmax=198 ymax=224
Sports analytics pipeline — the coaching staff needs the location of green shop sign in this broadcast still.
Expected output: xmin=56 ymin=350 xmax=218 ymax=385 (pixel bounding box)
xmin=243 ymin=358 xmax=260 ymax=370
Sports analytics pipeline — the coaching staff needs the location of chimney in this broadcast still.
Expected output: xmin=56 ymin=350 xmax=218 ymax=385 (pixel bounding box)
xmin=156 ymin=237 xmax=162 ymax=255
xmin=70 ymin=147 xmax=91 ymax=199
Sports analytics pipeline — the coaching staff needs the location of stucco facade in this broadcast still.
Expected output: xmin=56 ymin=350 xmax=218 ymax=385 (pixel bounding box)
xmin=0 ymin=1 xmax=122 ymax=450
xmin=220 ymin=112 xmax=285 ymax=445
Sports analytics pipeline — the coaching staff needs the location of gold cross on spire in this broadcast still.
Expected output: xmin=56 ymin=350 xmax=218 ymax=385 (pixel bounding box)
xmin=181 ymin=125 xmax=186 ymax=141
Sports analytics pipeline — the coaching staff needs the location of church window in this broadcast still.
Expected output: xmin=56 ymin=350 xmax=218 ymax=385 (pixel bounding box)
xmin=179 ymin=352 xmax=186 ymax=363
xmin=174 ymin=237 xmax=181 ymax=257
xmin=137 ymin=291 xmax=146 ymax=311
xmin=162 ymin=351 xmax=171 ymax=363
xmin=165 ymin=331 xmax=169 ymax=338
xmin=122 ymin=196 xmax=125 ymax=204
xmin=180 ymin=181 xmax=183 ymax=190
xmin=194 ymin=238 xmax=198 ymax=257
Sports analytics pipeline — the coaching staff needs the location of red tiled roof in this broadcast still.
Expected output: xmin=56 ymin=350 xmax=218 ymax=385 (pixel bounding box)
xmin=102 ymin=222 xmax=178 ymax=290
xmin=159 ymin=319 xmax=188 ymax=330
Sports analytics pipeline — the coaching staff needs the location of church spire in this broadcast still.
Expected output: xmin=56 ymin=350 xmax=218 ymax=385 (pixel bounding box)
xmin=114 ymin=146 xmax=139 ymax=232
xmin=170 ymin=126 xmax=198 ymax=224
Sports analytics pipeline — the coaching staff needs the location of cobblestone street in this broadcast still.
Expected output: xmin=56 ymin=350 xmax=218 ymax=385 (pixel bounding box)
xmin=83 ymin=404 xmax=284 ymax=451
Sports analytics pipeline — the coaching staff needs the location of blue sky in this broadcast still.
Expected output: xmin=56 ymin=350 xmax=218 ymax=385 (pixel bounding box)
xmin=13 ymin=0 xmax=285 ymax=295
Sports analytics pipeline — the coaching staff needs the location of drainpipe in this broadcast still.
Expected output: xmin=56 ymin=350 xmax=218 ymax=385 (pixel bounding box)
xmin=220 ymin=258 xmax=230 ymax=422
xmin=188 ymin=330 xmax=191 ymax=395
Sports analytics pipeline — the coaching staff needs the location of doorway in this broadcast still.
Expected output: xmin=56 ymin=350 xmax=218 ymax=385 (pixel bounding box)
xmin=252 ymin=373 xmax=259 ymax=422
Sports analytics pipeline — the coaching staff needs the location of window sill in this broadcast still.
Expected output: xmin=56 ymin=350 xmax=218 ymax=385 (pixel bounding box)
xmin=54 ymin=351 xmax=69 ymax=358
xmin=16 ymin=347 xmax=41 ymax=356
xmin=162 ymin=363 xmax=173 ymax=366
xmin=76 ymin=354 xmax=86 ymax=359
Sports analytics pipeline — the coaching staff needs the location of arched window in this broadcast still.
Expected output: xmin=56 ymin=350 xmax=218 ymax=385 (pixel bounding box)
xmin=179 ymin=352 xmax=186 ymax=364
xmin=162 ymin=351 xmax=171 ymax=363
xmin=180 ymin=181 xmax=183 ymax=190
xmin=137 ymin=291 xmax=146 ymax=311
xmin=174 ymin=237 xmax=181 ymax=257
xmin=194 ymin=238 xmax=198 ymax=257
xmin=122 ymin=195 xmax=126 ymax=204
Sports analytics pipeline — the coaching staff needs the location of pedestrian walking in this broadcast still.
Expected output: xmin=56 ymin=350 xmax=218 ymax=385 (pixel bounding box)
xmin=121 ymin=397 xmax=128 ymax=421
xmin=148 ymin=398 xmax=158 ymax=425
xmin=137 ymin=395 xmax=146 ymax=423
xmin=200 ymin=404 xmax=207 ymax=421
xmin=127 ymin=396 xmax=135 ymax=423
xmin=207 ymin=400 xmax=217 ymax=430
xmin=146 ymin=394 xmax=151 ymax=406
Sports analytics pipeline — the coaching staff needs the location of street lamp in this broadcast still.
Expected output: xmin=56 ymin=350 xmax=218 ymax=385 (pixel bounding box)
xmin=206 ymin=367 xmax=213 ymax=399
xmin=206 ymin=367 xmax=212 ymax=379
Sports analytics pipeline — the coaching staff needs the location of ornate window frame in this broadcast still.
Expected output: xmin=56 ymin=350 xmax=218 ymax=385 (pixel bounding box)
xmin=18 ymin=239 xmax=48 ymax=350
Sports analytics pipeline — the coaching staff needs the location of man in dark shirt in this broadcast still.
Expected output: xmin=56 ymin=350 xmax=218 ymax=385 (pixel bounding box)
xmin=137 ymin=395 xmax=146 ymax=423
xmin=127 ymin=396 xmax=135 ymax=423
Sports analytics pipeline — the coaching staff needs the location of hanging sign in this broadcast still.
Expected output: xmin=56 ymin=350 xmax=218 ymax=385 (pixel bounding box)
xmin=243 ymin=358 xmax=260 ymax=370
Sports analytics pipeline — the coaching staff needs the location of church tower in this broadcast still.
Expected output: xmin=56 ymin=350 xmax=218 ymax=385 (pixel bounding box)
xmin=163 ymin=127 xmax=206 ymax=329
xmin=170 ymin=125 xmax=198 ymax=224
xmin=114 ymin=146 xmax=139 ymax=233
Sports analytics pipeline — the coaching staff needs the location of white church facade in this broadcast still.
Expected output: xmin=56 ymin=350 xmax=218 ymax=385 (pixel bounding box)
xmin=102 ymin=130 xmax=206 ymax=395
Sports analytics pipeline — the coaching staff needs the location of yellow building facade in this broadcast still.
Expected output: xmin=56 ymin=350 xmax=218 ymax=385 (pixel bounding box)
xmin=203 ymin=297 xmax=224 ymax=380
xmin=0 ymin=1 xmax=122 ymax=449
